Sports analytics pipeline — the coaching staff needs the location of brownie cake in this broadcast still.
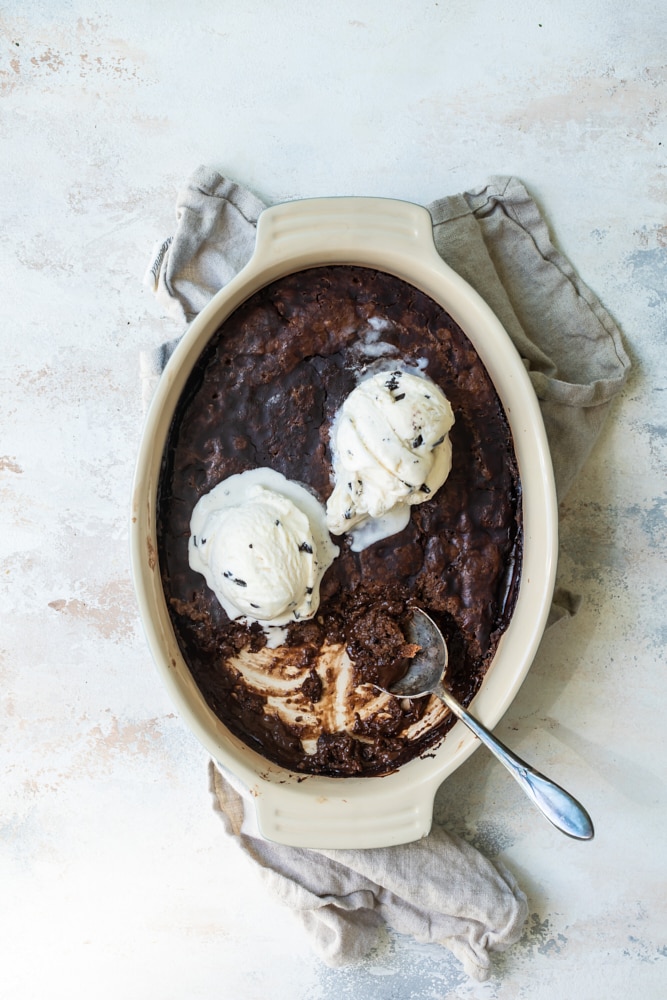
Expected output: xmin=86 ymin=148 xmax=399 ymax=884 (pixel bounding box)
xmin=157 ymin=265 xmax=522 ymax=777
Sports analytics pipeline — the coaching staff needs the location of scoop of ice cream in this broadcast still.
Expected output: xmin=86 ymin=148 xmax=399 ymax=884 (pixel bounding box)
xmin=189 ymin=468 xmax=338 ymax=626
xmin=326 ymin=369 xmax=455 ymax=550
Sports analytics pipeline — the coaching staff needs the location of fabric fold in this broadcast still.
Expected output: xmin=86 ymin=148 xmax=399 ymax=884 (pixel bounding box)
xmin=427 ymin=176 xmax=631 ymax=498
xmin=210 ymin=763 xmax=528 ymax=981
xmin=145 ymin=165 xmax=265 ymax=324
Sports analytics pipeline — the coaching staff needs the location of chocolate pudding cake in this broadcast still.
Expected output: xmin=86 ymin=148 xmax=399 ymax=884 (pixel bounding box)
xmin=157 ymin=265 xmax=522 ymax=777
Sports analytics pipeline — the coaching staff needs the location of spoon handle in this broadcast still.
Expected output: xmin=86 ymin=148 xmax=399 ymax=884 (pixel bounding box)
xmin=437 ymin=687 xmax=594 ymax=840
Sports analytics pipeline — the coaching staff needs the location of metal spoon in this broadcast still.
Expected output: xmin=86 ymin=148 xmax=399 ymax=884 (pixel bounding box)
xmin=390 ymin=609 xmax=594 ymax=840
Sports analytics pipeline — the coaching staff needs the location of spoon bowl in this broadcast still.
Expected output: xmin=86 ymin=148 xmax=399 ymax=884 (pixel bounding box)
xmin=389 ymin=609 xmax=594 ymax=841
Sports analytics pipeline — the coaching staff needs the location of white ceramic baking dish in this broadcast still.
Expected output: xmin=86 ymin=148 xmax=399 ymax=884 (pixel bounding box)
xmin=131 ymin=197 xmax=557 ymax=849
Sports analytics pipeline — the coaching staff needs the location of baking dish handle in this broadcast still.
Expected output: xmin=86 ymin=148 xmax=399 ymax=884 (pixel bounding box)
xmin=252 ymin=775 xmax=440 ymax=849
xmin=250 ymin=196 xmax=445 ymax=274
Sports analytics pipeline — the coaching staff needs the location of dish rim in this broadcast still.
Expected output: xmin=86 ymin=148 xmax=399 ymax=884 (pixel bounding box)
xmin=130 ymin=195 xmax=558 ymax=848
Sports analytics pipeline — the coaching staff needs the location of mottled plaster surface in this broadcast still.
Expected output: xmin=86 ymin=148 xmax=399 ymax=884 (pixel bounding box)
xmin=1 ymin=2 xmax=665 ymax=998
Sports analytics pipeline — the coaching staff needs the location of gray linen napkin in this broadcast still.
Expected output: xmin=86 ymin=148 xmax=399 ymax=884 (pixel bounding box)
xmin=428 ymin=178 xmax=631 ymax=502
xmin=143 ymin=166 xmax=630 ymax=980
xmin=209 ymin=762 xmax=527 ymax=981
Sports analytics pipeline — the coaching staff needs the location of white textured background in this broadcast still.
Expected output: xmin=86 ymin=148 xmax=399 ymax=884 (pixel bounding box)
xmin=1 ymin=2 xmax=665 ymax=998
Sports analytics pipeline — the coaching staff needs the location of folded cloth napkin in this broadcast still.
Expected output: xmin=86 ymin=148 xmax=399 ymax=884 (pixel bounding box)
xmin=142 ymin=166 xmax=630 ymax=980
xmin=210 ymin=762 xmax=527 ymax=981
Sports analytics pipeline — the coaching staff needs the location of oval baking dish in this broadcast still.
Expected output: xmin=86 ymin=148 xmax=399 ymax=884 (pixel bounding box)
xmin=130 ymin=197 xmax=557 ymax=849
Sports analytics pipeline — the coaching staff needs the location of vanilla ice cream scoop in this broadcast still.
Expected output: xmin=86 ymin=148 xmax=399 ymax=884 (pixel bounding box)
xmin=189 ymin=468 xmax=338 ymax=626
xmin=326 ymin=369 xmax=455 ymax=550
